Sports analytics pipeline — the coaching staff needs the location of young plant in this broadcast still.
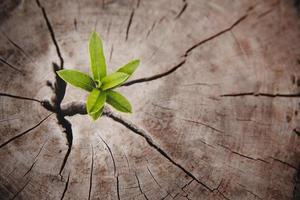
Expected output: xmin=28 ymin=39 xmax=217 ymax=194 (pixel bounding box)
xmin=57 ymin=31 xmax=140 ymax=120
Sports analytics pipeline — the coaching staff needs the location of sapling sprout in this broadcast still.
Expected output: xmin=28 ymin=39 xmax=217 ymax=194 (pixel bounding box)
xmin=57 ymin=31 xmax=140 ymax=120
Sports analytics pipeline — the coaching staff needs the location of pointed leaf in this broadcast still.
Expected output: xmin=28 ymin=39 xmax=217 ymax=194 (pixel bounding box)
xmin=89 ymin=107 xmax=104 ymax=120
xmin=106 ymin=90 xmax=132 ymax=113
xmin=57 ymin=69 xmax=94 ymax=92
xmin=86 ymin=89 xmax=106 ymax=116
xmin=89 ymin=31 xmax=107 ymax=81
xmin=101 ymin=72 xmax=129 ymax=90
xmin=117 ymin=59 xmax=140 ymax=78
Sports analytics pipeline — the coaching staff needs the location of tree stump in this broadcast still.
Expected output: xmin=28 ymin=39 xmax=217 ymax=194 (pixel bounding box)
xmin=0 ymin=0 xmax=300 ymax=199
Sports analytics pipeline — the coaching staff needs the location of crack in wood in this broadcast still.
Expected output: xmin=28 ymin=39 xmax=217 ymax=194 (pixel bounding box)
xmin=36 ymin=0 xmax=64 ymax=69
xmin=181 ymin=179 xmax=194 ymax=192
xmin=172 ymin=179 xmax=194 ymax=199
xmin=135 ymin=172 xmax=149 ymax=200
xmin=0 ymin=114 xmax=52 ymax=149
xmin=181 ymin=117 xmax=224 ymax=133
xmin=98 ymin=134 xmax=121 ymax=199
xmin=58 ymin=116 xmax=73 ymax=176
xmin=210 ymin=179 xmax=230 ymax=200
xmin=125 ymin=9 xmax=135 ymax=41
xmin=221 ymin=92 xmax=300 ymax=98
xmin=218 ymin=144 xmax=269 ymax=164
xmin=0 ymin=57 xmax=24 ymax=75
xmin=147 ymin=166 xmax=162 ymax=188
xmin=183 ymin=14 xmax=247 ymax=57
xmin=98 ymin=134 xmax=116 ymax=176
xmin=10 ymin=179 xmax=31 ymax=200
xmin=122 ymin=60 xmax=186 ymax=86
xmin=117 ymin=176 xmax=121 ymax=200
xmin=60 ymin=172 xmax=70 ymax=200
xmin=0 ymin=92 xmax=41 ymax=103
xmin=23 ymin=140 xmax=48 ymax=177
xmin=2 ymin=32 xmax=36 ymax=65
xmin=88 ymin=145 xmax=94 ymax=200
xmin=147 ymin=165 xmax=173 ymax=198
xmin=176 ymin=0 xmax=187 ymax=19
xmin=136 ymin=0 xmax=141 ymax=8
xmin=124 ymin=152 xmax=130 ymax=169
xmin=146 ymin=20 xmax=156 ymax=38
xmin=270 ymin=157 xmax=298 ymax=171
xmin=74 ymin=18 xmax=77 ymax=31
xmin=161 ymin=193 xmax=169 ymax=200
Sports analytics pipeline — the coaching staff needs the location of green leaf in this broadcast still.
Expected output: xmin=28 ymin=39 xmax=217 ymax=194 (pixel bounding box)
xmin=117 ymin=59 xmax=140 ymax=78
xmin=106 ymin=90 xmax=132 ymax=113
xmin=86 ymin=89 xmax=106 ymax=119
xmin=89 ymin=107 xmax=104 ymax=120
xmin=57 ymin=69 xmax=94 ymax=92
xmin=101 ymin=72 xmax=129 ymax=90
xmin=89 ymin=31 xmax=107 ymax=81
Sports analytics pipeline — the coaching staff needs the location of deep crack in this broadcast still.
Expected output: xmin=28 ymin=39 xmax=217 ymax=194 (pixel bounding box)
xmin=57 ymin=116 xmax=73 ymax=176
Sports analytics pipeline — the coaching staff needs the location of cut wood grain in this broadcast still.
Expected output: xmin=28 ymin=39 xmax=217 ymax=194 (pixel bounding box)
xmin=0 ymin=0 xmax=299 ymax=199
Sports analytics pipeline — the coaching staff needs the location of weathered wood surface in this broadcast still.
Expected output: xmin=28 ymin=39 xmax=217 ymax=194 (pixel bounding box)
xmin=0 ymin=0 xmax=300 ymax=199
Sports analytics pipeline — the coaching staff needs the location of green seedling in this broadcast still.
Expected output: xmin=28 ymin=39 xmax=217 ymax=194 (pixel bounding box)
xmin=57 ymin=31 xmax=140 ymax=120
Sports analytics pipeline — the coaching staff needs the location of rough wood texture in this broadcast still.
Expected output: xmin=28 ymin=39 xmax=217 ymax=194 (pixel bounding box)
xmin=1 ymin=0 xmax=300 ymax=199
